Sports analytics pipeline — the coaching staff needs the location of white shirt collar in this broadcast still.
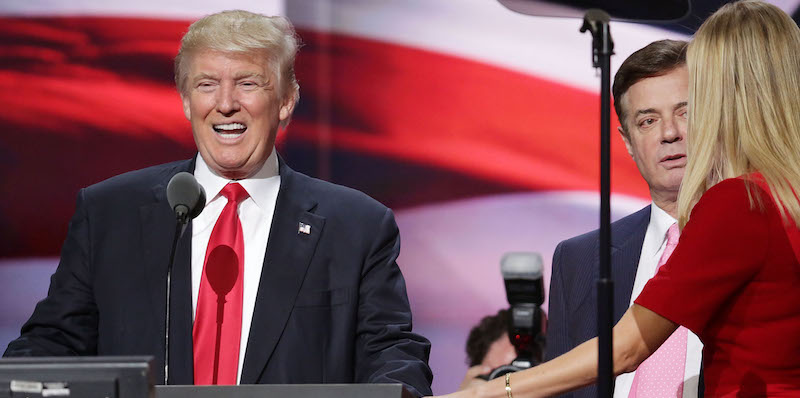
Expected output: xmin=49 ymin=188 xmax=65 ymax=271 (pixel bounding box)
xmin=649 ymin=202 xmax=677 ymax=258
xmin=193 ymin=150 xmax=280 ymax=211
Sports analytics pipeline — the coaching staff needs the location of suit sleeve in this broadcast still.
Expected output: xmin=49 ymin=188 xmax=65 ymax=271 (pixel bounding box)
xmin=543 ymin=241 xmax=578 ymax=398
xmin=3 ymin=189 xmax=99 ymax=357
xmin=353 ymin=208 xmax=433 ymax=397
xmin=545 ymin=241 xmax=571 ymax=361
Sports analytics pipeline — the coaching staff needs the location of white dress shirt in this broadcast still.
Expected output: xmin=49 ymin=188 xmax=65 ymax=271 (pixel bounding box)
xmin=612 ymin=204 xmax=703 ymax=398
xmin=191 ymin=150 xmax=281 ymax=384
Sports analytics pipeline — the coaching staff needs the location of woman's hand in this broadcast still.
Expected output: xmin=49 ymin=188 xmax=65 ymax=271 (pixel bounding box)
xmin=458 ymin=365 xmax=491 ymax=391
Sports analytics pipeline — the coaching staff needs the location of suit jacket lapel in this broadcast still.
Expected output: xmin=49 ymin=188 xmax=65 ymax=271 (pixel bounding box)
xmin=610 ymin=206 xmax=650 ymax=322
xmin=240 ymin=158 xmax=326 ymax=384
xmin=572 ymin=206 xmax=651 ymax=333
xmin=139 ymin=158 xmax=196 ymax=384
xmin=571 ymin=206 xmax=651 ymax=327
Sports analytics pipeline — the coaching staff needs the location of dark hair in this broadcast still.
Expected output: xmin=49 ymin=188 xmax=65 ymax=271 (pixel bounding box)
xmin=465 ymin=309 xmax=510 ymax=366
xmin=613 ymin=39 xmax=688 ymax=134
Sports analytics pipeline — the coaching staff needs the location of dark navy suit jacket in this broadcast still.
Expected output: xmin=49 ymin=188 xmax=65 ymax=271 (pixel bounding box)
xmin=4 ymin=156 xmax=433 ymax=396
xmin=545 ymin=206 xmax=650 ymax=398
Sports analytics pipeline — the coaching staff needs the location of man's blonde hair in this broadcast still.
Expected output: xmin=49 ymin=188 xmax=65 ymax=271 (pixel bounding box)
xmin=174 ymin=10 xmax=300 ymax=106
xmin=679 ymin=0 xmax=800 ymax=228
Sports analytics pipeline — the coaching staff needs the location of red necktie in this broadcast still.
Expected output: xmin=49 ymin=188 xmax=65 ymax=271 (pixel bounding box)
xmin=193 ymin=183 xmax=248 ymax=385
xmin=629 ymin=223 xmax=688 ymax=397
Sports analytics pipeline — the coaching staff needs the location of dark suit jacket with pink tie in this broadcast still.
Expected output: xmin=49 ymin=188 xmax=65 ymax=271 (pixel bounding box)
xmin=545 ymin=206 xmax=703 ymax=398
xmin=3 ymin=155 xmax=433 ymax=397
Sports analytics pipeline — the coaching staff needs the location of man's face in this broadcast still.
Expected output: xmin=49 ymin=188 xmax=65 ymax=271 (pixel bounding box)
xmin=481 ymin=333 xmax=517 ymax=369
xmin=619 ymin=66 xmax=688 ymax=199
xmin=182 ymin=50 xmax=294 ymax=180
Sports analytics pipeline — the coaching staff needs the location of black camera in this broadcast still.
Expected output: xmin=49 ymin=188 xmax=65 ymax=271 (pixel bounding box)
xmin=484 ymin=252 xmax=546 ymax=380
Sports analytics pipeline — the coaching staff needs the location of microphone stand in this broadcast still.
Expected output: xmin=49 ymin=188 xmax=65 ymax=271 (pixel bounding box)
xmin=165 ymin=210 xmax=190 ymax=385
xmin=580 ymin=9 xmax=614 ymax=398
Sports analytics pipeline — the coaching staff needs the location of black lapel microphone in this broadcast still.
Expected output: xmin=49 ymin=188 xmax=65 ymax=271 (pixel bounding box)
xmin=165 ymin=172 xmax=206 ymax=384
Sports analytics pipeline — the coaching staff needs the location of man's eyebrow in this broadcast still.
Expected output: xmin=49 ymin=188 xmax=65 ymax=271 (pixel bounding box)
xmin=634 ymin=101 xmax=688 ymax=117
xmin=635 ymin=108 xmax=658 ymax=117
xmin=233 ymin=72 xmax=266 ymax=80
xmin=190 ymin=72 xmax=267 ymax=81
xmin=191 ymin=73 xmax=218 ymax=82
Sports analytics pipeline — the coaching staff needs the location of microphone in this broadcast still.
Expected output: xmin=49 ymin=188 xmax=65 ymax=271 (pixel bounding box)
xmin=167 ymin=172 xmax=206 ymax=224
xmin=163 ymin=172 xmax=206 ymax=384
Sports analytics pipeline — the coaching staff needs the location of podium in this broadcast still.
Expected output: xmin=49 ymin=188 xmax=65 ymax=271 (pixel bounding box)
xmin=0 ymin=357 xmax=415 ymax=398
xmin=156 ymin=384 xmax=415 ymax=398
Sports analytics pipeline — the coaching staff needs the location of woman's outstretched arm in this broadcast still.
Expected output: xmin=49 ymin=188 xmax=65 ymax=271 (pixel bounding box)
xmin=434 ymin=304 xmax=678 ymax=398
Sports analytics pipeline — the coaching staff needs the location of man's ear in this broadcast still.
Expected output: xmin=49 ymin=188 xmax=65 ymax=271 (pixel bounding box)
xmin=619 ymin=125 xmax=635 ymax=159
xmin=279 ymin=90 xmax=297 ymax=125
xmin=181 ymin=94 xmax=191 ymax=121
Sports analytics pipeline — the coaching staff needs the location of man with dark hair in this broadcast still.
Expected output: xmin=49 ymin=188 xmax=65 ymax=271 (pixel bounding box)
xmin=545 ymin=39 xmax=703 ymax=398
xmin=459 ymin=310 xmax=517 ymax=390
xmin=466 ymin=310 xmax=513 ymax=368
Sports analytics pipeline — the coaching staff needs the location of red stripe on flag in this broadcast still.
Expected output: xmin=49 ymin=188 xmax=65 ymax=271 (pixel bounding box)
xmin=294 ymin=29 xmax=648 ymax=197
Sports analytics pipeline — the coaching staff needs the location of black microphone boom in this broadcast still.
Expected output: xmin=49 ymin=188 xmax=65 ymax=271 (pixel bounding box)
xmin=163 ymin=172 xmax=206 ymax=384
xmin=497 ymin=0 xmax=691 ymax=22
xmin=495 ymin=2 xmax=696 ymax=395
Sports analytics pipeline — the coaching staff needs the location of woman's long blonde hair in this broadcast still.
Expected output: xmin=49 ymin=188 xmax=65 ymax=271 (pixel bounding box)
xmin=678 ymin=0 xmax=800 ymax=228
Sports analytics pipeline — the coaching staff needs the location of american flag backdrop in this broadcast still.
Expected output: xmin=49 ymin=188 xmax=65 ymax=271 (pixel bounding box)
xmin=2 ymin=0 xmax=798 ymax=393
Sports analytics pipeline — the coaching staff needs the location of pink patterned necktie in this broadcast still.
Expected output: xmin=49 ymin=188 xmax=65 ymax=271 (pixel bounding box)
xmin=628 ymin=223 xmax=688 ymax=398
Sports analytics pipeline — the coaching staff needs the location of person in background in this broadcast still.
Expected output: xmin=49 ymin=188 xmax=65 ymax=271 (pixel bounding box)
xmin=460 ymin=310 xmax=518 ymax=390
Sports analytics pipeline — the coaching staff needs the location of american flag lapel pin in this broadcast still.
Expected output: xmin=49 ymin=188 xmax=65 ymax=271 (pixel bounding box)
xmin=298 ymin=222 xmax=311 ymax=235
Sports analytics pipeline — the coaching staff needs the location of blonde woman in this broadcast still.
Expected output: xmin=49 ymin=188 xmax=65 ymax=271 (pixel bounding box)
xmin=433 ymin=1 xmax=800 ymax=397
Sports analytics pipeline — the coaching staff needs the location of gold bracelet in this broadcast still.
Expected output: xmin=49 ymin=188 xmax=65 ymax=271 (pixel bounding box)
xmin=505 ymin=372 xmax=513 ymax=398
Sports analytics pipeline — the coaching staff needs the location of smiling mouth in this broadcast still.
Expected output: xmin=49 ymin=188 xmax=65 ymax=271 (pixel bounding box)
xmin=213 ymin=123 xmax=247 ymax=138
